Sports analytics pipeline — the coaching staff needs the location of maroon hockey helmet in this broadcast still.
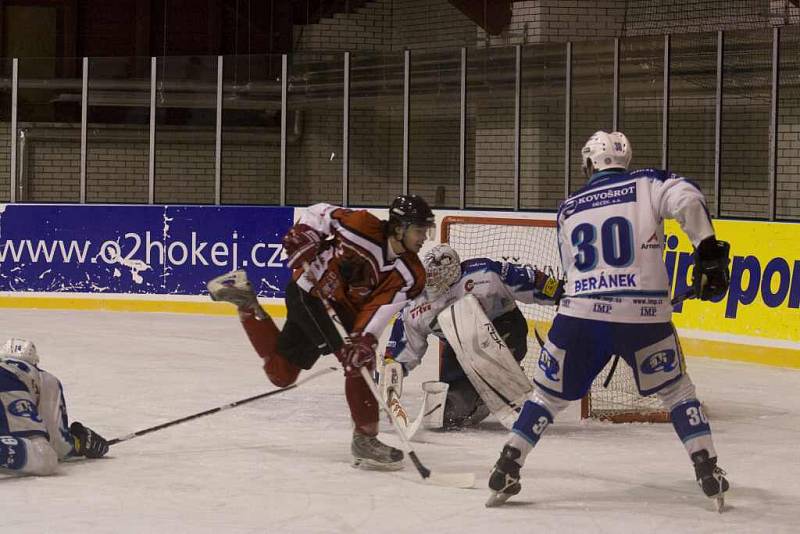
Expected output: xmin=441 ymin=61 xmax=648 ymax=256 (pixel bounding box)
xmin=389 ymin=195 xmax=435 ymax=228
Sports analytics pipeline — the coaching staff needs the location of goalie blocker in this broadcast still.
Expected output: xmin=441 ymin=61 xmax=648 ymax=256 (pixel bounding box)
xmin=436 ymin=294 xmax=532 ymax=429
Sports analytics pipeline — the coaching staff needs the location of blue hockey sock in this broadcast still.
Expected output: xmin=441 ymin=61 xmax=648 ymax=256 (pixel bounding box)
xmin=0 ymin=436 xmax=28 ymax=471
xmin=511 ymin=400 xmax=554 ymax=450
xmin=670 ymin=399 xmax=716 ymax=458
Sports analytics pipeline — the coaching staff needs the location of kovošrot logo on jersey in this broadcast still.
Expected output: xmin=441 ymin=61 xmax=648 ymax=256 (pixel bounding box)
xmin=561 ymin=183 xmax=638 ymax=220
xmin=665 ymin=234 xmax=800 ymax=319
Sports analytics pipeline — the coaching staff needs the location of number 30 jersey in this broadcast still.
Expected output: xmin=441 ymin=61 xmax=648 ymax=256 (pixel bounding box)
xmin=556 ymin=168 xmax=714 ymax=323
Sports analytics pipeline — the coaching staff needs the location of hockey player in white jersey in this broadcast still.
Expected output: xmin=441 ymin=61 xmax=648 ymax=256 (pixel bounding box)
xmin=0 ymin=338 xmax=109 ymax=476
xmin=486 ymin=131 xmax=731 ymax=510
xmin=383 ymin=244 xmax=564 ymax=429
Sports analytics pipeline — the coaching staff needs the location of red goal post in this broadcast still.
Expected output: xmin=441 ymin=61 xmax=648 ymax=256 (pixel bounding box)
xmin=440 ymin=215 xmax=670 ymax=423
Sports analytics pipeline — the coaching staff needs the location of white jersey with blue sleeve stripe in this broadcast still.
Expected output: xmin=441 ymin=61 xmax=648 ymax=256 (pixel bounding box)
xmin=556 ymin=168 xmax=715 ymax=323
xmin=385 ymin=258 xmax=559 ymax=371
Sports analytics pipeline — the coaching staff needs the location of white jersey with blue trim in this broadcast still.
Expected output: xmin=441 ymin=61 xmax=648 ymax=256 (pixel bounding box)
xmin=0 ymin=358 xmax=76 ymax=460
xmin=556 ymin=168 xmax=714 ymax=323
xmin=385 ymin=258 xmax=556 ymax=371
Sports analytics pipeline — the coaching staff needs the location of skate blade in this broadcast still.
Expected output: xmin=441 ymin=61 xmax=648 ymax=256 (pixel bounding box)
xmin=714 ymin=495 xmax=725 ymax=513
xmin=352 ymin=457 xmax=404 ymax=472
xmin=485 ymin=491 xmax=513 ymax=508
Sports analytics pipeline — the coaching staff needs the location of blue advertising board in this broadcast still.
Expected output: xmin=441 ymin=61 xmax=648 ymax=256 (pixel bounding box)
xmin=0 ymin=204 xmax=294 ymax=297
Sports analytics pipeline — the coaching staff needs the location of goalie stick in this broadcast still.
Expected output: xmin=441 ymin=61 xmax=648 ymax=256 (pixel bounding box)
xmin=108 ymin=365 xmax=338 ymax=446
xmin=302 ymin=262 xmax=475 ymax=489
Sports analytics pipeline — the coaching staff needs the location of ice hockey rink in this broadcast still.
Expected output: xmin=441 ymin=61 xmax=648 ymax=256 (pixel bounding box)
xmin=2 ymin=307 xmax=798 ymax=534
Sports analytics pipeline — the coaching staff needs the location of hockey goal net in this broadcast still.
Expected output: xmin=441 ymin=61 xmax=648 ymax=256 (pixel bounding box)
xmin=441 ymin=215 xmax=670 ymax=423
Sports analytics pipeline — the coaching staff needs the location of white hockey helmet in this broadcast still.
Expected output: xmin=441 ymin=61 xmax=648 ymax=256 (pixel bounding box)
xmin=423 ymin=244 xmax=461 ymax=295
xmin=581 ymin=130 xmax=632 ymax=176
xmin=0 ymin=337 xmax=39 ymax=366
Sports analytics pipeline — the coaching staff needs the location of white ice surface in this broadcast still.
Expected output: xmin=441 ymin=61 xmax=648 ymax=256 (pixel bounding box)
xmin=1 ymin=309 xmax=799 ymax=533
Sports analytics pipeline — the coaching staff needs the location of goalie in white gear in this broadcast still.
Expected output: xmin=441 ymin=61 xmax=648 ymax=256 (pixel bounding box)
xmin=383 ymin=244 xmax=564 ymax=429
xmin=487 ymin=131 xmax=731 ymax=510
xmin=0 ymin=338 xmax=110 ymax=476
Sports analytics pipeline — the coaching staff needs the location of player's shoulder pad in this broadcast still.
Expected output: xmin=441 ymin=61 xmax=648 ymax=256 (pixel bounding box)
xmin=461 ymin=257 xmax=502 ymax=276
xmin=335 ymin=209 xmax=384 ymax=244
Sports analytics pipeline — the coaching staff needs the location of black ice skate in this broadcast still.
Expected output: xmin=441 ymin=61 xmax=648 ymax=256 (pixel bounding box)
xmin=351 ymin=431 xmax=404 ymax=471
xmin=486 ymin=445 xmax=522 ymax=507
xmin=691 ymin=450 xmax=729 ymax=512
xmin=207 ymin=270 xmax=266 ymax=319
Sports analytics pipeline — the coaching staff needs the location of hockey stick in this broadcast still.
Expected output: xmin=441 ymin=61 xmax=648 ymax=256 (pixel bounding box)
xmin=302 ymin=262 xmax=475 ymax=489
xmin=108 ymin=365 xmax=338 ymax=446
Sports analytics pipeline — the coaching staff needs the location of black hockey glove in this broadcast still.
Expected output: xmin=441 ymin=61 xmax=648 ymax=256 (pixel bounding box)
xmin=692 ymin=237 xmax=730 ymax=301
xmin=70 ymin=421 xmax=110 ymax=458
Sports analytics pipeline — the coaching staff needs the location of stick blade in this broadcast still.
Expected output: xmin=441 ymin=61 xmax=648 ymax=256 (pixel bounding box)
xmin=424 ymin=472 xmax=476 ymax=489
xmin=485 ymin=491 xmax=514 ymax=507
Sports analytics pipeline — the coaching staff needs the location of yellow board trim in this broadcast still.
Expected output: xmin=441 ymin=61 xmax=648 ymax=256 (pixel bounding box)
xmin=0 ymin=296 xmax=288 ymax=318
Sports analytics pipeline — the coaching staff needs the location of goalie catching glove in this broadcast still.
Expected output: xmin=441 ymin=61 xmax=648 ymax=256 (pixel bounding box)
xmin=282 ymin=223 xmax=323 ymax=269
xmin=693 ymin=237 xmax=730 ymax=301
xmin=70 ymin=421 xmax=110 ymax=459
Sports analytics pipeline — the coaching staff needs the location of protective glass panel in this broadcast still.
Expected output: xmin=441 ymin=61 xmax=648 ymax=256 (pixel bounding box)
xmin=619 ymin=35 xmax=663 ymax=170
xmin=16 ymin=57 xmax=82 ymax=202
xmin=221 ymin=54 xmax=282 ymax=205
xmin=465 ymin=46 xmax=516 ymax=209
xmin=286 ymin=52 xmax=344 ymax=206
xmin=0 ymin=59 xmax=11 ymax=202
xmin=777 ymin=26 xmax=800 ymax=221
xmin=720 ymin=29 xmax=772 ymax=219
xmin=86 ymin=56 xmax=151 ymax=204
xmin=669 ymin=32 xmax=718 ymax=211
xmin=570 ymin=40 xmax=614 ymax=194
xmin=154 ymin=56 xmax=218 ymax=204
xmin=408 ymin=49 xmax=461 ymax=209
xmin=349 ymin=51 xmax=404 ymax=207
xmin=520 ymin=42 xmax=567 ymax=211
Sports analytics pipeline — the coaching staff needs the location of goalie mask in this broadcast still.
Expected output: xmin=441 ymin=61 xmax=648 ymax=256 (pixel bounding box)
xmin=0 ymin=337 xmax=39 ymax=366
xmin=581 ymin=130 xmax=631 ymax=177
xmin=423 ymin=244 xmax=461 ymax=295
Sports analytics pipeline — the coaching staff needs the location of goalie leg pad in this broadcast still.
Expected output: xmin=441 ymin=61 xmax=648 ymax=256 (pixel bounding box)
xmin=437 ymin=295 xmax=533 ymax=429
xmin=421 ymin=381 xmax=449 ymax=429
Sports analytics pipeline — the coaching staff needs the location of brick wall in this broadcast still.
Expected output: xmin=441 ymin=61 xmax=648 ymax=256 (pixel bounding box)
xmin=0 ymin=126 xmax=9 ymax=202
xmin=1 ymin=0 xmax=799 ymax=220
